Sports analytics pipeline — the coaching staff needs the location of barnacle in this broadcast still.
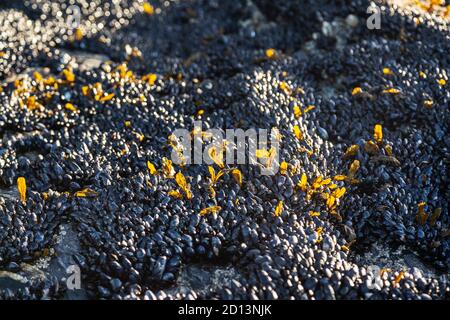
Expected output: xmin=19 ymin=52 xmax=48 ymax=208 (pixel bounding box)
xmin=365 ymin=140 xmax=380 ymax=155
xmin=231 ymin=168 xmax=242 ymax=186
xmin=147 ymin=161 xmax=157 ymax=175
xmin=374 ymin=124 xmax=383 ymax=144
xmin=199 ymin=206 xmax=221 ymax=216
xmin=17 ymin=177 xmax=27 ymax=203
xmin=74 ymin=188 xmax=98 ymax=197
xmin=343 ymin=145 xmax=359 ymax=159
xmin=175 ymin=172 xmax=192 ymax=199
xmin=293 ymin=125 xmax=303 ymax=140
xmin=274 ymin=200 xmax=283 ymax=217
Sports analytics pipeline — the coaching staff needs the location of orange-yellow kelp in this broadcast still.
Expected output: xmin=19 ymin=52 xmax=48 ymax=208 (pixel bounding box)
xmin=382 ymin=67 xmax=393 ymax=75
xmin=293 ymin=125 xmax=303 ymax=140
xmin=364 ymin=140 xmax=380 ymax=155
xmin=429 ymin=208 xmax=442 ymax=227
xmin=352 ymin=87 xmax=362 ymax=96
xmin=75 ymin=28 xmax=83 ymax=41
xmin=208 ymin=146 xmax=225 ymax=168
xmin=162 ymin=157 xmax=175 ymax=178
xmin=293 ymin=105 xmax=301 ymax=118
xmin=175 ymin=172 xmax=192 ymax=200
xmin=142 ymin=73 xmax=157 ymax=85
xmin=147 ymin=161 xmax=157 ymax=175
xmin=374 ymin=124 xmax=383 ymax=144
xmin=348 ymin=160 xmax=360 ymax=179
xmin=255 ymin=147 xmax=277 ymax=169
xmin=168 ymin=190 xmax=183 ymax=199
xmin=297 ymin=173 xmax=308 ymax=192
xmin=231 ymin=168 xmax=242 ymax=186
xmin=416 ymin=202 xmax=429 ymax=226
xmin=208 ymin=166 xmax=224 ymax=185
xmin=208 ymin=166 xmax=225 ymax=197
xmin=383 ymin=88 xmax=401 ymax=94
xmin=279 ymin=162 xmax=288 ymax=175
xmin=393 ymin=271 xmax=405 ymax=287
xmin=265 ymin=48 xmax=277 ymax=59
xmin=74 ymin=188 xmax=98 ymax=197
xmin=143 ymin=3 xmax=155 ymax=15
xmin=274 ymin=201 xmax=283 ymax=217
xmin=17 ymin=177 xmax=27 ymax=203
xmin=279 ymin=81 xmax=291 ymax=94
xmin=199 ymin=206 xmax=221 ymax=216
xmin=343 ymin=145 xmax=359 ymax=159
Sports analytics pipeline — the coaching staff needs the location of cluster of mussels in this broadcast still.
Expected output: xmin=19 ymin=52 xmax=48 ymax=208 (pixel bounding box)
xmin=0 ymin=0 xmax=448 ymax=300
